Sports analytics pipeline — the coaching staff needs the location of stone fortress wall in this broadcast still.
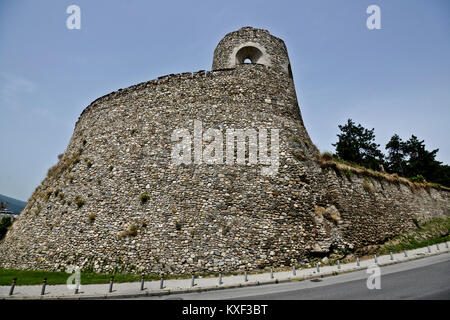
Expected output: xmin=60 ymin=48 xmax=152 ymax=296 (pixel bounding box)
xmin=0 ymin=27 xmax=448 ymax=274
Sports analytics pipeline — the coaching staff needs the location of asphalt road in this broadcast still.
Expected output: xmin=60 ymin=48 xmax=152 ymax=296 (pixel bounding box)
xmin=136 ymin=253 xmax=450 ymax=300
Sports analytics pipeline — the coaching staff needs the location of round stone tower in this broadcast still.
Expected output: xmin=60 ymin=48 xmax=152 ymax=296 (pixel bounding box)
xmin=0 ymin=27 xmax=327 ymax=274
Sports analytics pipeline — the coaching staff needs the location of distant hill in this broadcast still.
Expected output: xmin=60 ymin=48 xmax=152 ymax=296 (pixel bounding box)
xmin=0 ymin=194 xmax=27 ymax=215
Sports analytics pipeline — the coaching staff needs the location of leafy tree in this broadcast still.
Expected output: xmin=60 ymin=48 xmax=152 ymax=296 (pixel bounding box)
xmin=332 ymin=119 xmax=384 ymax=170
xmin=0 ymin=217 xmax=12 ymax=240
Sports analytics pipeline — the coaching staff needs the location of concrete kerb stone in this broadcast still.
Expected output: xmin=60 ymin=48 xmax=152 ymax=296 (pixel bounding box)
xmin=2 ymin=245 xmax=449 ymax=300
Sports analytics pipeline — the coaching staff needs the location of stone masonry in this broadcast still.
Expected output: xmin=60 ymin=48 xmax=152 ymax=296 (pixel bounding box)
xmin=0 ymin=27 xmax=448 ymax=274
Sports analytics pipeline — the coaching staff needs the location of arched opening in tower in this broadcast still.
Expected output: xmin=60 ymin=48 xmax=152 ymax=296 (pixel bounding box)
xmin=236 ymin=46 xmax=263 ymax=65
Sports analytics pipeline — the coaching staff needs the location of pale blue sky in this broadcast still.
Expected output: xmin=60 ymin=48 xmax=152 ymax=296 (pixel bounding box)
xmin=1 ymin=0 xmax=449 ymax=201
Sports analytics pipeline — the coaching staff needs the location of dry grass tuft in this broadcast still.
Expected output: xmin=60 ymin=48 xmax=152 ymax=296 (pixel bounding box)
xmin=314 ymin=206 xmax=327 ymax=216
xmin=330 ymin=214 xmax=340 ymax=223
xmin=319 ymin=153 xmax=449 ymax=193
xmin=47 ymin=149 xmax=83 ymax=181
xmin=362 ymin=178 xmax=373 ymax=192
xmin=75 ymin=196 xmax=85 ymax=209
xmin=119 ymin=224 xmax=138 ymax=239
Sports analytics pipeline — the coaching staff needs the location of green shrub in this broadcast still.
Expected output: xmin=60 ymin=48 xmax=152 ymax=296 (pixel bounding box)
xmin=0 ymin=217 xmax=12 ymax=240
xmin=140 ymin=193 xmax=150 ymax=204
xmin=409 ymin=175 xmax=425 ymax=183
xmin=75 ymin=196 xmax=85 ymax=209
xmin=344 ymin=170 xmax=353 ymax=179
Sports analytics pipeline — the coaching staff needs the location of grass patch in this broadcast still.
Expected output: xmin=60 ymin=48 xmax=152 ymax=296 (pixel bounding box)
xmin=0 ymin=268 xmax=230 ymax=286
xmin=377 ymin=217 xmax=450 ymax=255
xmin=0 ymin=269 xmax=144 ymax=286
xmin=378 ymin=235 xmax=450 ymax=255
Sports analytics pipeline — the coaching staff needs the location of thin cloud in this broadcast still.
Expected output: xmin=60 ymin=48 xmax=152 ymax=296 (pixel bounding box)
xmin=0 ymin=72 xmax=36 ymax=110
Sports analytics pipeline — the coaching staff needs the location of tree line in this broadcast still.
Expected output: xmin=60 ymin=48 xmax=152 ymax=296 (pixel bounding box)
xmin=331 ymin=119 xmax=450 ymax=187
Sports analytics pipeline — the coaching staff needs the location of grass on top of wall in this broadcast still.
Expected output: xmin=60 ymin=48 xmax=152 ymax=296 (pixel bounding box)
xmin=319 ymin=152 xmax=450 ymax=192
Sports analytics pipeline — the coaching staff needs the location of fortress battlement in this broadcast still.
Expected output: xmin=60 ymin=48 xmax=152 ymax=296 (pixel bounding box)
xmin=78 ymin=63 xmax=277 ymax=127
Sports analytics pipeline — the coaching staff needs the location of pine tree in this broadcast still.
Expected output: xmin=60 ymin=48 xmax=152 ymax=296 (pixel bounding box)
xmin=402 ymin=135 xmax=441 ymax=181
xmin=385 ymin=134 xmax=406 ymax=175
xmin=332 ymin=119 xmax=384 ymax=170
